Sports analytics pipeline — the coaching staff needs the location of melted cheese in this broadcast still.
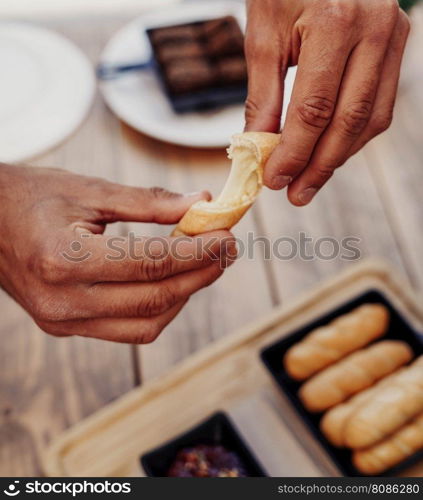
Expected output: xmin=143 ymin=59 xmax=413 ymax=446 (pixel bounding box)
xmin=196 ymin=145 xmax=260 ymax=212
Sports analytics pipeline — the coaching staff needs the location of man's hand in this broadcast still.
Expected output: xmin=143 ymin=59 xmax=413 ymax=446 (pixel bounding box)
xmin=245 ymin=0 xmax=410 ymax=205
xmin=0 ymin=164 xmax=236 ymax=343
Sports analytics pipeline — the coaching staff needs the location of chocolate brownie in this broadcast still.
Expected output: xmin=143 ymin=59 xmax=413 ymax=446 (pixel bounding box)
xmin=149 ymin=25 xmax=198 ymax=47
xmin=202 ymin=16 xmax=244 ymax=57
xmin=217 ymin=57 xmax=247 ymax=84
xmin=164 ymin=58 xmax=216 ymax=94
xmin=156 ymin=41 xmax=204 ymax=64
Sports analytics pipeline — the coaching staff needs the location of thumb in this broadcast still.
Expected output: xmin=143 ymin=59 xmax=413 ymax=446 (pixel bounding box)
xmin=92 ymin=183 xmax=211 ymax=224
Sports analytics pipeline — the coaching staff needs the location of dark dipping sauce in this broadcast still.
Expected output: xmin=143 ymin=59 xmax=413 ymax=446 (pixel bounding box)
xmin=167 ymin=444 xmax=247 ymax=477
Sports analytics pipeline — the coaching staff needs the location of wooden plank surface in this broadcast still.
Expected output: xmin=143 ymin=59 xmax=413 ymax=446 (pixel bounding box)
xmin=0 ymin=16 xmax=137 ymax=477
xmin=1 ymin=2 xmax=423 ymax=477
xmin=255 ymin=150 xmax=403 ymax=302
xmin=361 ymin=5 xmax=423 ymax=289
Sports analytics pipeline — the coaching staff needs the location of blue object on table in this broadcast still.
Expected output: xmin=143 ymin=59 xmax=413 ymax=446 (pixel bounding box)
xmin=96 ymin=60 xmax=152 ymax=80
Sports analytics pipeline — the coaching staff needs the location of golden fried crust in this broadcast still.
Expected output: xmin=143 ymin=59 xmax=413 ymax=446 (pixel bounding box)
xmin=352 ymin=414 xmax=423 ymax=475
xmin=172 ymin=132 xmax=280 ymax=237
xmin=343 ymin=356 xmax=423 ymax=449
xmin=320 ymin=369 xmax=405 ymax=447
xmin=320 ymin=357 xmax=423 ymax=450
xmin=284 ymin=304 xmax=390 ymax=381
xmin=172 ymin=203 xmax=252 ymax=236
xmin=299 ymin=340 xmax=413 ymax=412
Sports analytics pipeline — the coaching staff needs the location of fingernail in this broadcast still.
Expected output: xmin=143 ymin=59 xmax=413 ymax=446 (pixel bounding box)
xmin=271 ymin=174 xmax=293 ymax=189
xmin=298 ymin=187 xmax=318 ymax=205
xmin=184 ymin=191 xmax=212 ymax=201
xmin=184 ymin=191 xmax=202 ymax=197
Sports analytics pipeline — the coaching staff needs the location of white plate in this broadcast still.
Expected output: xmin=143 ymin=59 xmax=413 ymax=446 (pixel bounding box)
xmin=99 ymin=0 xmax=296 ymax=149
xmin=0 ymin=22 xmax=95 ymax=163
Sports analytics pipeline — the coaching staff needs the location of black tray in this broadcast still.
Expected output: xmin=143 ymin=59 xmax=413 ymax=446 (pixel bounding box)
xmin=260 ymin=289 xmax=423 ymax=476
xmin=141 ymin=411 xmax=267 ymax=477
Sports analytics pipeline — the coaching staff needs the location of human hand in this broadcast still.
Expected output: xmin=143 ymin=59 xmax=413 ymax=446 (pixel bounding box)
xmin=0 ymin=164 xmax=236 ymax=343
xmin=245 ymin=0 xmax=410 ymax=204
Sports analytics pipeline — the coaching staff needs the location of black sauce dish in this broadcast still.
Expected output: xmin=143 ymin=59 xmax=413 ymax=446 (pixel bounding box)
xmin=141 ymin=411 xmax=267 ymax=477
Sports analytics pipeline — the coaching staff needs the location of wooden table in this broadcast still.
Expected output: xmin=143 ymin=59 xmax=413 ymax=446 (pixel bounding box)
xmin=1 ymin=4 xmax=423 ymax=477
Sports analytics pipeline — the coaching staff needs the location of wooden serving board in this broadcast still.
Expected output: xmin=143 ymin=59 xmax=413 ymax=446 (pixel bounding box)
xmin=43 ymin=259 xmax=423 ymax=477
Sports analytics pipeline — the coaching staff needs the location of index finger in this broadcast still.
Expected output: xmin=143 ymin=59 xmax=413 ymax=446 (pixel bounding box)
xmin=52 ymin=229 xmax=235 ymax=284
xmin=264 ymin=22 xmax=355 ymax=190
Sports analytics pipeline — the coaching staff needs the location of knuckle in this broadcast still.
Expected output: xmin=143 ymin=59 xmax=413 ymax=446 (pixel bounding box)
xmin=142 ymin=286 xmax=178 ymax=317
xmin=135 ymin=324 xmax=162 ymax=344
xmin=337 ymin=100 xmax=373 ymax=137
xmin=244 ymin=36 xmax=274 ymax=61
xmin=35 ymin=252 xmax=68 ymax=284
xmin=365 ymin=0 xmax=397 ymax=18
xmin=138 ymin=255 xmax=172 ymax=282
xmin=244 ymin=97 xmax=280 ymax=126
xmin=398 ymin=11 xmax=411 ymax=36
xmin=321 ymin=0 xmax=357 ymax=27
xmin=296 ymin=95 xmax=335 ymax=130
xmin=367 ymin=1 xmax=399 ymax=41
xmin=31 ymin=294 xmax=66 ymax=322
xmin=244 ymin=97 xmax=260 ymax=123
xmin=369 ymin=111 xmax=393 ymax=136
xmin=313 ymin=164 xmax=337 ymax=181
xmin=283 ymin=151 xmax=310 ymax=170
xmin=367 ymin=31 xmax=390 ymax=47
xmin=148 ymin=186 xmax=179 ymax=201
xmin=35 ymin=320 xmax=58 ymax=336
xmin=244 ymin=96 xmax=259 ymax=122
xmin=381 ymin=0 xmax=400 ymax=18
xmin=35 ymin=320 xmax=69 ymax=338
xmin=368 ymin=24 xmax=395 ymax=46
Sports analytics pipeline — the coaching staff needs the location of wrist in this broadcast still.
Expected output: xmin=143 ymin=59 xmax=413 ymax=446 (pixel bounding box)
xmin=0 ymin=163 xmax=12 ymax=285
xmin=0 ymin=163 xmax=25 ymax=275
xmin=0 ymin=163 xmax=11 ymax=221
xmin=0 ymin=162 xmax=15 ymax=190
xmin=0 ymin=163 xmax=15 ymax=223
